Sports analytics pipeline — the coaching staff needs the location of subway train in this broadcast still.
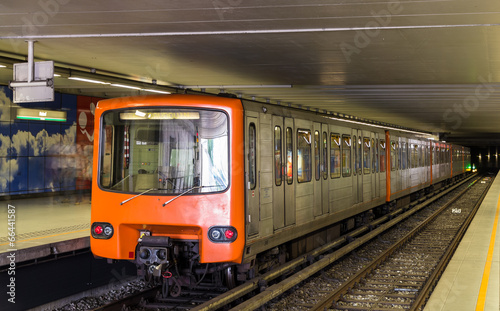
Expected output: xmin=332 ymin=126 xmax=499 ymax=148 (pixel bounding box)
xmin=90 ymin=93 xmax=471 ymax=294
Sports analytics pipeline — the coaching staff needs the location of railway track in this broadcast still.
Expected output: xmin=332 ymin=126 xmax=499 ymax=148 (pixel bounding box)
xmin=91 ymin=174 xmax=488 ymax=311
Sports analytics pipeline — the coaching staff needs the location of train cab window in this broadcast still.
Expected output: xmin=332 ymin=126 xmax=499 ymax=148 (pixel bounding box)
xmin=331 ymin=133 xmax=341 ymax=178
xmin=249 ymin=123 xmax=257 ymax=190
xmin=314 ymin=131 xmax=320 ymax=181
xmin=322 ymin=132 xmax=328 ymax=180
xmin=100 ymin=108 xmax=229 ymax=194
xmin=297 ymin=129 xmax=312 ymax=183
xmin=274 ymin=126 xmax=282 ymax=186
xmin=379 ymin=139 xmax=386 ymax=172
xmin=100 ymin=125 xmax=114 ymax=188
xmin=286 ymin=127 xmax=293 ymax=185
xmin=342 ymin=135 xmax=352 ymax=177
xmin=363 ymin=137 xmax=371 ymax=174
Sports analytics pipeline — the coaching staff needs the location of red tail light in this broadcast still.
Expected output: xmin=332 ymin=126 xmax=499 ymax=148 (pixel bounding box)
xmin=208 ymin=226 xmax=237 ymax=243
xmin=91 ymin=222 xmax=114 ymax=239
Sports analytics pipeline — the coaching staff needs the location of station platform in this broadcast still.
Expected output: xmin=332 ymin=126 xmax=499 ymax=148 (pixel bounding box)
xmin=0 ymin=194 xmax=91 ymax=266
xmin=425 ymin=173 xmax=500 ymax=311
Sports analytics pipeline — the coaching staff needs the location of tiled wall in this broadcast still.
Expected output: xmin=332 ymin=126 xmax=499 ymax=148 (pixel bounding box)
xmin=0 ymin=86 xmax=99 ymax=195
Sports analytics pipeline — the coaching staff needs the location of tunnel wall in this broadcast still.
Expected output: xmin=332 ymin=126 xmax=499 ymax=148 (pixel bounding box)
xmin=0 ymin=85 xmax=100 ymax=196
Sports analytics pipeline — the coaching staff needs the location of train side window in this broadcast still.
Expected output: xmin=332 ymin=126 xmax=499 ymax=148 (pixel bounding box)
xmin=322 ymin=132 xmax=328 ymax=180
xmin=391 ymin=141 xmax=397 ymax=171
xmin=286 ymin=127 xmax=293 ymax=185
xmin=372 ymin=138 xmax=378 ymax=173
xmin=358 ymin=136 xmax=362 ymax=175
xmin=249 ymin=123 xmax=257 ymax=190
xmin=411 ymin=143 xmax=417 ymax=168
xmin=274 ymin=126 xmax=282 ymax=186
xmin=379 ymin=139 xmax=386 ymax=172
xmin=342 ymin=135 xmax=352 ymax=177
xmin=363 ymin=137 xmax=371 ymax=174
xmin=353 ymin=135 xmax=357 ymax=176
xmin=314 ymin=131 xmax=320 ymax=181
xmin=297 ymin=129 xmax=312 ymax=183
xmin=401 ymin=142 xmax=408 ymax=170
xmin=330 ymin=133 xmax=341 ymax=178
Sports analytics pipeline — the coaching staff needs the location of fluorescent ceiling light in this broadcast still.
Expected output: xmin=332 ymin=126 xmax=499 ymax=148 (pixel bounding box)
xmin=68 ymin=77 xmax=110 ymax=84
xmin=111 ymin=84 xmax=141 ymax=90
xmin=142 ymin=89 xmax=171 ymax=94
xmin=54 ymin=74 xmax=61 ymax=77
xmin=0 ymin=64 xmax=6 ymax=68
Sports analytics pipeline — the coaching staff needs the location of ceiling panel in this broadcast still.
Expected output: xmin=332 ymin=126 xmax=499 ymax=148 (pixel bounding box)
xmin=1 ymin=0 xmax=500 ymax=146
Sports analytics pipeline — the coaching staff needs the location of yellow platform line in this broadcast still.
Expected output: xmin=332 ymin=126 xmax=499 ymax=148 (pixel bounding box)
xmin=0 ymin=228 xmax=89 ymax=247
xmin=475 ymin=193 xmax=500 ymax=310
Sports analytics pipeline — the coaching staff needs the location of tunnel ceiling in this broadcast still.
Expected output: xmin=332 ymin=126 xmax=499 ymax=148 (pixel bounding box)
xmin=1 ymin=0 xmax=500 ymax=147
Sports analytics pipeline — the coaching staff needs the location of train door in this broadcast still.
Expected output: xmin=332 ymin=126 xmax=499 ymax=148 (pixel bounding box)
xmin=272 ymin=116 xmax=285 ymax=230
xmin=284 ymin=118 xmax=296 ymax=226
xmin=245 ymin=115 xmax=259 ymax=236
xmin=352 ymin=128 xmax=363 ymax=204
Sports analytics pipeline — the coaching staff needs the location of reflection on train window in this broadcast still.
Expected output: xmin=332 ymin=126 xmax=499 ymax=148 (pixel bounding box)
xmin=391 ymin=140 xmax=397 ymax=171
xmin=363 ymin=137 xmax=370 ymax=174
xmin=379 ymin=139 xmax=386 ymax=172
xmin=342 ymin=135 xmax=351 ymax=177
xmin=274 ymin=126 xmax=282 ymax=186
xmin=249 ymin=123 xmax=257 ymax=190
xmin=322 ymin=132 xmax=328 ymax=180
xmin=100 ymin=108 xmax=229 ymax=194
xmin=297 ymin=129 xmax=312 ymax=183
xmin=286 ymin=127 xmax=293 ymax=185
xmin=330 ymin=133 xmax=341 ymax=178
xmin=314 ymin=131 xmax=320 ymax=181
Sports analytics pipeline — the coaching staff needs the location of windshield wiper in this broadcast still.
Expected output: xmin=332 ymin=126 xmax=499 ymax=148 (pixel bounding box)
xmin=162 ymin=186 xmax=202 ymax=207
xmin=120 ymin=188 xmax=157 ymax=205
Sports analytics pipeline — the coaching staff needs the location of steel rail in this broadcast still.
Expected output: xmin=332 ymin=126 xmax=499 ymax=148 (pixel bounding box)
xmin=312 ymin=175 xmax=483 ymax=311
xmin=410 ymin=177 xmax=492 ymax=310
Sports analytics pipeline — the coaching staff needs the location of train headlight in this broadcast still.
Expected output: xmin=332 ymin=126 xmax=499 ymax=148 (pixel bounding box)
xmin=208 ymin=226 xmax=238 ymax=243
xmin=91 ymin=222 xmax=114 ymax=239
xmin=139 ymin=248 xmax=151 ymax=260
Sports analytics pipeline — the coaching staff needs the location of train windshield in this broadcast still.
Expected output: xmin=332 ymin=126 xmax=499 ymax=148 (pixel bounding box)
xmin=99 ymin=108 xmax=229 ymax=194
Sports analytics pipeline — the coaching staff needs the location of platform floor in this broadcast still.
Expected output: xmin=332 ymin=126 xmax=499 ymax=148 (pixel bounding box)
xmin=0 ymin=194 xmax=90 ymax=265
xmin=425 ymin=173 xmax=500 ymax=311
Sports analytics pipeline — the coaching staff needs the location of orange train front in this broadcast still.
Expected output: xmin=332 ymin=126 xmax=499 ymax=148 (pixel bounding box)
xmin=90 ymin=94 xmax=245 ymax=289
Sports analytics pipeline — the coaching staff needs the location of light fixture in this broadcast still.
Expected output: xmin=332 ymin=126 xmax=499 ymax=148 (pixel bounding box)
xmin=17 ymin=108 xmax=66 ymax=122
xmin=111 ymin=83 xmax=141 ymax=90
xmin=0 ymin=64 xmax=6 ymax=68
xmin=142 ymin=89 xmax=171 ymax=94
xmin=68 ymin=77 xmax=110 ymax=84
